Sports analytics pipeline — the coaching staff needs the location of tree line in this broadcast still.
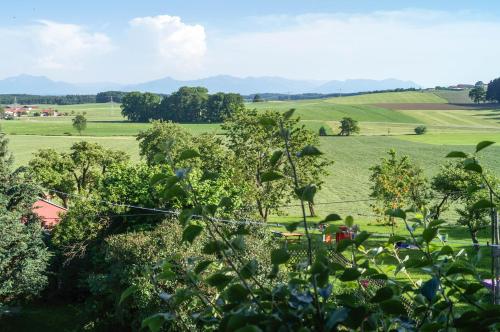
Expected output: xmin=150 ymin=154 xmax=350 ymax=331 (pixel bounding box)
xmin=121 ymin=87 xmax=245 ymax=123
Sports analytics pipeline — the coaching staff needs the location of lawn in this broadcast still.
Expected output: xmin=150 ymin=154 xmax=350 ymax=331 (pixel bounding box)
xmin=398 ymin=108 xmax=500 ymax=128
xmin=322 ymin=91 xmax=447 ymax=104
xmin=7 ymin=135 xmax=140 ymax=165
xmin=396 ymin=132 xmax=500 ymax=145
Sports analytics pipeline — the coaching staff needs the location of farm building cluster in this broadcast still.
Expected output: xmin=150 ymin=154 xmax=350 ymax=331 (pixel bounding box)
xmin=3 ymin=104 xmax=58 ymax=118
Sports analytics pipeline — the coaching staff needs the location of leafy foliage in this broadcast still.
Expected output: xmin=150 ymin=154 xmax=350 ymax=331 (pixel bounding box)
xmin=338 ymin=117 xmax=360 ymax=136
xmin=72 ymin=114 xmax=87 ymax=135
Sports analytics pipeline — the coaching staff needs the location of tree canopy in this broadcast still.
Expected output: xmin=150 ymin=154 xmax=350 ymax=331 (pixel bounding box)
xmin=338 ymin=117 xmax=360 ymax=136
xmin=486 ymin=77 xmax=500 ymax=103
xmin=121 ymin=87 xmax=244 ymax=123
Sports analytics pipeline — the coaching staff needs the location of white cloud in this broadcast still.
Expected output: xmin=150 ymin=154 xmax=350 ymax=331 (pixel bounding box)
xmin=34 ymin=20 xmax=112 ymax=70
xmin=128 ymin=15 xmax=206 ymax=73
xmin=205 ymin=10 xmax=500 ymax=86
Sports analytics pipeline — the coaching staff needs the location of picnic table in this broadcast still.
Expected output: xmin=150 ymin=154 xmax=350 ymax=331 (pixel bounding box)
xmin=282 ymin=232 xmax=303 ymax=246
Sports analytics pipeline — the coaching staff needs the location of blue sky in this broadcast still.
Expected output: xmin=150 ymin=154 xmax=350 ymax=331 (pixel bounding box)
xmin=1 ymin=0 xmax=500 ymax=86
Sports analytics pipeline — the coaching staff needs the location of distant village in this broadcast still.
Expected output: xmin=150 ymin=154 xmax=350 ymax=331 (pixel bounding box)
xmin=3 ymin=104 xmax=59 ymax=118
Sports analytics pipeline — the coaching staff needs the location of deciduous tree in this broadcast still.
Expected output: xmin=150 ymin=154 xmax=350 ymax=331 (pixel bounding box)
xmin=338 ymin=117 xmax=360 ymax=136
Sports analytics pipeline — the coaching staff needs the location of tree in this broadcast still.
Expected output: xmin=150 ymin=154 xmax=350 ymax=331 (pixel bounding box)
xmin=338 ymin=117 xmax=360 ymax=136
xmin=96 ymin=91 xmax=127 ymax=103
xmin=0 ymin=209 xmax=49 ymax=307
xmin=432 ymin=161 xmax=496 ymax=244
xmin=369 ymin=150 xmax=429 ymax=232
xmin=252 ymin=94 xmax=263 ymax=102
xmin=318 ymin=126 xmax=328 ymax=136
xmin=0 ymin=136 xmax=49 ymax=308
xmin=29 ymin=142 xmax=129 ymax=206
xmin=486 ymin=77 xmax=500 ymax=103
xmin=414 ymin=125 xmax=427 ymax=135
xmin=205 ymin=92 xmax=245 ymax=122
xmin=0 ymin=126 xmax=14 ymax=186
xmin=222 ymin=108 xmax=331 ymax=220
xmin=121 ymin=91 xmax=161 ymax=122
xmin=72 ymin=114 xmax=87 ymax=135
xmin=469 ymin=86 xmax=486 ymax=103
xmin=156 ymin=86 xmax=208 ymax=123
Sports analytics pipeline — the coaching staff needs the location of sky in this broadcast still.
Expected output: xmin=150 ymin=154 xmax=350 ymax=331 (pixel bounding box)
xmin=1 ymin=0 xmax=500 ymax=87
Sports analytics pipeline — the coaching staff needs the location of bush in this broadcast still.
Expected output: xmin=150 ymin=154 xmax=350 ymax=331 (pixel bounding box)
xmin=319 ymin=126 xmax=328 ymax=136
xmin=414 ymin=125 xmax=427 ymax=135
xmin=33 ymin=112 xmax=41 ymax=117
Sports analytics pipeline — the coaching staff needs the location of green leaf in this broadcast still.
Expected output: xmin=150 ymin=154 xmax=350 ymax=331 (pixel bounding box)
xmin=336 ymin=239 xmax=353 ymax=253
xmin=158 ymin=262 xmax=176 ymax=281
xmin=345 ymin=215 xmax=354 ymax=227
xmin=258 ymin=116 xmax=276 ymax=127
xmin=218 ymin=197 xmax=233 ymax=210
xmin=141 ymin=314 xmax=166 ymax=332
xmin=260 ymin=171 xmax=284 ymax=182
xmin=271 ymin=248 xmax=290 ymax=265
xmin=439 ymin=245 xmax=454 ymax=256
xmin=354 ymin=231 xmax=370 ymax=246
xmin=226 ymin=284 xmax=250 ymax=302
xmin=119 ymin=285 xmax=138 ymax=305
xmin=200 ymin=170 xmax=219 ymax=181
xmin=324 ymin=213 xmax=342 ymax=222
xmin=240 ymin=260 xmax=258 ymax=279
xmin=194 ymin=260 xmax=212 ymax=274
xmin=420 ymin=276 xmax=439 ymax=302
xmin=476 ymin=140 xmax=495 ymax=153
xmin=270 ymin=150 xmax=283 ymax=167
xmin=149 ymin=173 xmax=167 ymax=186
xmin=379 ymin=299 xmax=407 ymax=316
xmin=202 ymin=240 xmax=226 ymax=254
xmin=162 ymin=184 xmax=187 ymax=201
xmin=231 ymin=236 xmax=245 ymax=251
xmin=446 ymin=151 xmax=467 ymax=158
xmin=295 ymin=185 xmax=317 ymax=203
xmin=446 ymin=264 xmax=475 ymax=276
xmin=388 ymin=235 xmax=407 ymax=244
xmin=422 ymin=227 xmax=438 ymax=243
xmin=178 ymin=149 xmax=200 ymax=161
xmin=298 ymin=145 xmax=323 ymax=157
xmin=182 ymin=224 xmax=203 ymax=243
xmin=464 ymin=283 xmax=484 ymax=295
xmin=463 ymin=162 xmax=482 ymax=173
xmin=385 ymin=208 xmax=406 ymax=220
xmin=283 ymin=108 xmax=296 ymax=120
xmin=370 ymin=286 xmax=393 ymax=303
xmin=179 ymin=209 xmax=194 ymax=226
xmin=472 ymin=199 xmax=495 ymax=210
xmin=369 ymin=273 xmax=388 ymax=280
xmin=325 ymin=308 xmax=349 ymax=330
xmin=339 ymin=268 xmax=361 ymax=281
xmin=206 ymin=273 xmax=233 ymax=291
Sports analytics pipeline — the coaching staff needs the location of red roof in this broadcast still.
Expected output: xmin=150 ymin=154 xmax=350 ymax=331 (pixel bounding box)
xmin=32 ymin=199 xmax=67 ymax=229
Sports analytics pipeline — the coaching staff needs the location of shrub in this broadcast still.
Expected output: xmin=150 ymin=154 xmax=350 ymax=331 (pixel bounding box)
xmin=414 ymin=125 xmax=427 ymax=135
xmin=319 ymin=126 xmax=328 ymax=136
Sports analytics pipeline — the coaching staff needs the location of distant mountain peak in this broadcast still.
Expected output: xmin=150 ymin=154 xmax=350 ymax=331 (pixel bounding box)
xmin=0 ymin=74 xmax=420 ymax=95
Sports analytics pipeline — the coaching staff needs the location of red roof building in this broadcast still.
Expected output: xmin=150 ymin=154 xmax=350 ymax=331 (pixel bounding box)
xmin=32 ymin=199 xmax=67 ymax=229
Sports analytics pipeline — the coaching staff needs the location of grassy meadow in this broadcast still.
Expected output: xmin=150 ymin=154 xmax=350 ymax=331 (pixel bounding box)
xmin=3 ymin=89 xmax=500 ymax=225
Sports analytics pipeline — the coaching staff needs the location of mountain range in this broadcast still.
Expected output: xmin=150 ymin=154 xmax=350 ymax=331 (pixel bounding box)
xmin=0 ymin=74 xmax=420 ymax=95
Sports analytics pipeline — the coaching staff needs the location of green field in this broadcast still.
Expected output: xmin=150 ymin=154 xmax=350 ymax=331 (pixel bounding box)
xmin=319 ymin=91 xmax=447 ymax=104
xmin=3 ymin=91 xmax=500 ymax=221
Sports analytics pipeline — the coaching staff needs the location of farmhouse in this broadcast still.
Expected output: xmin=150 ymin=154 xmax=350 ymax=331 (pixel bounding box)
xmin=31 ymin=198 xmax=67 ymax=229
xmin=41 ymin=108 xmax=58 ymax=116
